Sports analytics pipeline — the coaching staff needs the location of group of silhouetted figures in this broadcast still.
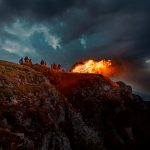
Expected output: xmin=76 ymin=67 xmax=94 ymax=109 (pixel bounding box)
xmin=51 ymin=64 xmax=62 ymax=71
xmin=19 ymin=56 xmax=32 ymax=66
xmin=19 ymin=56 xmax=63 ymax=71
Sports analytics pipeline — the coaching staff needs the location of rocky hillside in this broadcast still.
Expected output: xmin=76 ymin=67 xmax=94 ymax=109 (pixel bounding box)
xmin=0 ymin=60 xmax=149 ymax=150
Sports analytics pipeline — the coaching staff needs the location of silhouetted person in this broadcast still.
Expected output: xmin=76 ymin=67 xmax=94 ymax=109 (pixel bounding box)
xmin=24 ymin=56 xmax=29 ymax=62
xmin=58 ymin=64 xmax=61 ymax=70
xmin=19 ymin=57 xmax=24 ymax=64
xmin=44 ymin=61 xmax=48 ymax=67
xmin=29 ymin=59 xmax=32 ymax=65
xmin=40 ymin=59 xmax=45 ymax=65
xmin=53 ymin=64 xmax=57 ymax=70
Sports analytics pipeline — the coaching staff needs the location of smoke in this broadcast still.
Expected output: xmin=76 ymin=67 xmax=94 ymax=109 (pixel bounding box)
xmin=122 ymin=62 xmax=150 ymax=93
xmin=111 ymin=57 xmax=150 ymax=95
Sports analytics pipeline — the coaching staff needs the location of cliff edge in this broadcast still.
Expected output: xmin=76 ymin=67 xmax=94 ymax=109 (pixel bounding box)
xmin=0 ymin=60 xmax=149 ymax=150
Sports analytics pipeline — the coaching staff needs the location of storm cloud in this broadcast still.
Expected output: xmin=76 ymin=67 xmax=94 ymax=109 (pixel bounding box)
xmin=0 ymin=0 xmax=150 ymax=99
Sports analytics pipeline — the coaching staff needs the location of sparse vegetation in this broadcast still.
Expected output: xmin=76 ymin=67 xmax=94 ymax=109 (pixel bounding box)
xmin=0 ymin=60 xmax=150 ymax=150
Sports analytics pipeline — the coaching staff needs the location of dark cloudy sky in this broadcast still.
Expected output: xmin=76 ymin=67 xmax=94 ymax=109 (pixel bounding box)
xmin=0 ymin=0 xmax=150 ymax=100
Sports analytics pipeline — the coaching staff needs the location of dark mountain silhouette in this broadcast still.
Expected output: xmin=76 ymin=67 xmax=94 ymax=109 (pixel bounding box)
xmin=0 ymin=60 xmax=150 ymax=150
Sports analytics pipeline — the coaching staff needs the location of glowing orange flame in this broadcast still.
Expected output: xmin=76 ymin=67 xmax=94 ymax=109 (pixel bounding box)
xmin=71 ymin=59 xmax=114 ymax=76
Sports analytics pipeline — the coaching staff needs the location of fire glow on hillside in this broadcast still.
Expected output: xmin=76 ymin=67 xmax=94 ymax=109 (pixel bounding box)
xmin=71 ymin=59 xmax=115 ymax=77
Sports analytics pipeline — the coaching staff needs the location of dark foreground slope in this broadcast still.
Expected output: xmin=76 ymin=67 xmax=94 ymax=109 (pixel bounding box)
xmin=0 ymin=60 xmax=149 ymax=150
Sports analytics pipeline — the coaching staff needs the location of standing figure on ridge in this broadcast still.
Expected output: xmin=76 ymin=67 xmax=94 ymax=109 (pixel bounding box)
xmin=19 ymin=57 xmax=24 ymax=64
xmin=29 ymin=59 xmax=32 ymax=65
xmin=40 ymin=59 xmax=45 ymax=65
xmin=24 ymin=56 xmax=29 ymax=62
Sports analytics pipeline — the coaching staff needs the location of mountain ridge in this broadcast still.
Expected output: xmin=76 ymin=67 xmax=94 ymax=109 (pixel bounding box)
xmin=0 ymin=60 xmax=149 ymax=150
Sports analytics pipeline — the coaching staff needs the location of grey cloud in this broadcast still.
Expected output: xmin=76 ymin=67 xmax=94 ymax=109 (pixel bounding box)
xmin=0 ymin=0 xmax=149 ymax=99
xmin=0 ymin=0 xmax=77 ymax=23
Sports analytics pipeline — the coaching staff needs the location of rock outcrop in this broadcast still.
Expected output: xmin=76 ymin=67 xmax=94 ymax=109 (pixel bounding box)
xmin=0 ymin=60 xmax=149 ymax=150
